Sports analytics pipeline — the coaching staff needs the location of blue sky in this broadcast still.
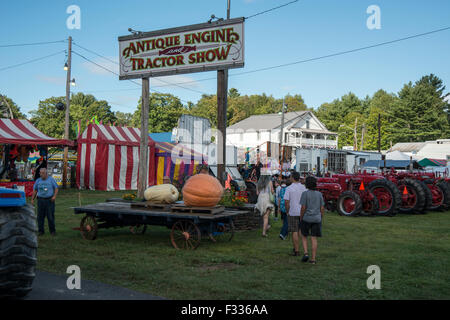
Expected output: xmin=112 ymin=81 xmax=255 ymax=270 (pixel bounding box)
xmin=0 ymin=0 xmax=449 ymax=117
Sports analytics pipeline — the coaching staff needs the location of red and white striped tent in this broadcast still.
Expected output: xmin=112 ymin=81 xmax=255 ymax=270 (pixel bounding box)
xmin=76 ymin=124 xmax=156 ymax=191
xmin=0 ymin=119 xmax=74 ymax=146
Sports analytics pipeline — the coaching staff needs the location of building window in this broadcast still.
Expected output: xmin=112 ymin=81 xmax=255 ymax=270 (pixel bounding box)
xmin=306 ymin=120 xmax=310 ymax=129
xmin=257 ymin=131 xmax=260 ymax=141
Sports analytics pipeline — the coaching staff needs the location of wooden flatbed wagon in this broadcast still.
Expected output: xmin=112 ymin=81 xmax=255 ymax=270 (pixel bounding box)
xmin=73 ymin=201 xmax=246 ymax=250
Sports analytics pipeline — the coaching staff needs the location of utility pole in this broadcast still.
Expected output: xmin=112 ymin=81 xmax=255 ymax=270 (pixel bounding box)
xmin=377 ymin=113 xmax=381 ymax=153
xmin=353 ymin=117 xmax=358 ymax=151
xmin=279 ymin=97 xmax=285 ymax=166
xmin=63 ymin=36 xmax=72 ymax=189
xmin=360 ymin=123 xmax=365 ymax=151
xmin=138 ymin=78 xmax=150 ymax=199
xmin=217 ymin=0 xmax=230 ymax=186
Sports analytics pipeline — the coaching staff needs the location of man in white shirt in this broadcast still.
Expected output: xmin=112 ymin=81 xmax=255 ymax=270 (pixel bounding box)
xmin=283 ymin=171 xmax=307 ymax=256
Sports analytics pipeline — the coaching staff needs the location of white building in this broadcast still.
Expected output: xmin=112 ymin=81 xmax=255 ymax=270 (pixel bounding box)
xmin=389 ymin=140 xmax=450 ymax=161
xmin=227 ymin=111 xmax=338 ymax=150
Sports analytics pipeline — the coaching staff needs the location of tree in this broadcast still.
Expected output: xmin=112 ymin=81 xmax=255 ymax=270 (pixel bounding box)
xmin=114 ymin=111 xmax=133 ymax=127
xmin=315 ymin=92 xmax=364 ymax=134
xmin=131 ymin=92 xmax=186 ymax=132
xmin=29 ymin=92 xmax=117 ymax=139
xmin=364 ymin=90 xmax=399 ymax=150
xmin=388 ymin=74 xmax=450 ymax=143
xmin=0 ymin=94 xmax=26 ymax=119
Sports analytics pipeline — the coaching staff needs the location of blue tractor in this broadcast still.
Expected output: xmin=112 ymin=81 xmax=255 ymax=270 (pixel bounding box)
xmin=0 ymin=187 xmax=37 ymax=298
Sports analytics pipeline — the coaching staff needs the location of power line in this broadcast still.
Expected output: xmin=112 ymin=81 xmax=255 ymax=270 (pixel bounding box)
xmin=73 ymin=42 xmax=118 ymax=65
xmin=245 ymin=0 xmax=299 ymax=20
xmin=229 ymin=26 xmax=450 ymax=77
xmin=72 ymin=50 xmax=193 ymax=104
xmin=73 ymin=42 xmax=209 ymax=95
xmin=71 ymin=26 xmax=450 ymax=96
xmin=0 ymin=50 xmax=66 ymax=72
xmin=0 ymin=40 xmax=66 ymax=48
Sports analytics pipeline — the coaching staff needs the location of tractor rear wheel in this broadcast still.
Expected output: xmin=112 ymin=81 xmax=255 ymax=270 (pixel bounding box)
xmin=0 ymin=204 xmax=37 ymax=298
xmin=416 ymin=180 xmax=432 ymax=213
xmin=424 ymin=179 xmax=447 ymax=211
xmin=337 ymin=191 xmax=362 ymax=217
xmin=437 ymin=181 xmax=450 ymax=210
xmin=397 ymin=178 xmax=426 ymax=214
xmin=368 ymin=179 xmax=400 ymax=216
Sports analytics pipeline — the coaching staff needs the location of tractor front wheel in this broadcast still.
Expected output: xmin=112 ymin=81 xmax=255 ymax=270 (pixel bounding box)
xmin=398 ymin=179 xmax=426 ymax=214
xmin=337 ymin=191 xmax=362 ymax=217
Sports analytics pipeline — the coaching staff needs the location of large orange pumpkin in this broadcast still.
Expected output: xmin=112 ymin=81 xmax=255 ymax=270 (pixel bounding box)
xmin=182 ymin=174 xmax=224 ymax=207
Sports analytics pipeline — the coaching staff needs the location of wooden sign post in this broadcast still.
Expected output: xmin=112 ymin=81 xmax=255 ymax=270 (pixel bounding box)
xmin=138 ymin=78 xmax=150 ymax=199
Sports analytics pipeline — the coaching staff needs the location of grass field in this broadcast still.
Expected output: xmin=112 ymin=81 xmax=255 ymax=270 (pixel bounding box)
xmin=34 ymin=189 xmax=450 ymax=299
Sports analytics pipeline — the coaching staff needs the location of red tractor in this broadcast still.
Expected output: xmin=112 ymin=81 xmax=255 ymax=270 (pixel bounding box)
xmin=316 ymin=172 xmax=401 ymax=217
xmin=382 ymin=170 xmax=449 ymax=214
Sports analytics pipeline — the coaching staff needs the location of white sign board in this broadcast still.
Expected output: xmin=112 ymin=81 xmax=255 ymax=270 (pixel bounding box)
xmin=118 ymin=18 xmax=244 ymax=79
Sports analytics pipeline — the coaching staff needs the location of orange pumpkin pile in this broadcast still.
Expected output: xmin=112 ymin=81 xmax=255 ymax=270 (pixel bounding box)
xmin=182 ymin=174 xmax=224 ymax=207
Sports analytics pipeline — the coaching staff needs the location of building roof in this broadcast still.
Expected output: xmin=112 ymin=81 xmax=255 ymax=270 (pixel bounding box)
xmin=390 ymin=142 xmax=425 ymax=153
xmin=290 ymin=128 xmax=337 ymax=135
xmin=386 ymin=150 xmax=411 ymax=160
xmin=416 ymin=143 xmax=450 ymax=159
xmin=227 ymin=111 xmax=307 ymax=131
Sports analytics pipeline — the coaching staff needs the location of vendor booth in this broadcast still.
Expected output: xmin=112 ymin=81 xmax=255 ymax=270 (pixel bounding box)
xmin=0 ymin=118 xmax=74 ymax=196
xmin=77 ymin=124 xmax=156 ymax=190
xmin=154 ymin=141 xmax=206 ymax=185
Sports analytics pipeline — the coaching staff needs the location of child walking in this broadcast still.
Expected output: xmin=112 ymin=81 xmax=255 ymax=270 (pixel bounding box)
xmin=299 ymin=176 xmax=324 ymax=264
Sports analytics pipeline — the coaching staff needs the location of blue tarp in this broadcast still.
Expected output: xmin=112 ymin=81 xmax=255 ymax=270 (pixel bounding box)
xmin=363 ymin=160 xmax=422 ymax=169
xmin=148 ymin=132 xmax=173 ymax=143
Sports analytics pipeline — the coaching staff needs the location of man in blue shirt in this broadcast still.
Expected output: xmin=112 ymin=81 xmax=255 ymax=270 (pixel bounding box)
xmin=31 ymin=168 xmax=59 ymax=236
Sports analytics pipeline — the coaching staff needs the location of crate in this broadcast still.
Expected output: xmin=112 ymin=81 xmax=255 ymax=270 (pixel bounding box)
xmin=170 ymin=205 xmax=225 ymax=214
xmin=131 ymin=202 xmax=172 ymax=211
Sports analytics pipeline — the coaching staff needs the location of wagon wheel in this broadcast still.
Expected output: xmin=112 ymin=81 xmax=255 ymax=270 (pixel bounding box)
xmin=80 ymin=215 xmax=98 ymax=240
xmin=209 ymin=220 xmax=235 ymax=242
xmin=170 ymin=220 xmax=201 ymax=250
xmin=130 ymin=225 xmax=147 ymax=234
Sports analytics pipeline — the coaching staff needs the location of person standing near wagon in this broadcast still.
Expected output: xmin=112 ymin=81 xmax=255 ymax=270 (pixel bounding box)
xmin=31 ymin=167 xmax=59 ymax=236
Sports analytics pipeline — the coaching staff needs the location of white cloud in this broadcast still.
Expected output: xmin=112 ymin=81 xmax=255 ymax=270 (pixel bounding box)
xmin=82 ymin=57 xmax=119 ymax=76
xmin=35 ymin=75 xmax=65 ymax=85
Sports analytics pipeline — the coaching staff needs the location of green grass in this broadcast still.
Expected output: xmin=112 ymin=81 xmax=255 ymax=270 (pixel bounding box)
xmin=34 ymin=189 xmax=450 ymax=299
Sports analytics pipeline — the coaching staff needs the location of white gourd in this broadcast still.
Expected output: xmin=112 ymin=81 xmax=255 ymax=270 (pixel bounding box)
xmin=143 ymin=184 xmax=179 ymax=203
